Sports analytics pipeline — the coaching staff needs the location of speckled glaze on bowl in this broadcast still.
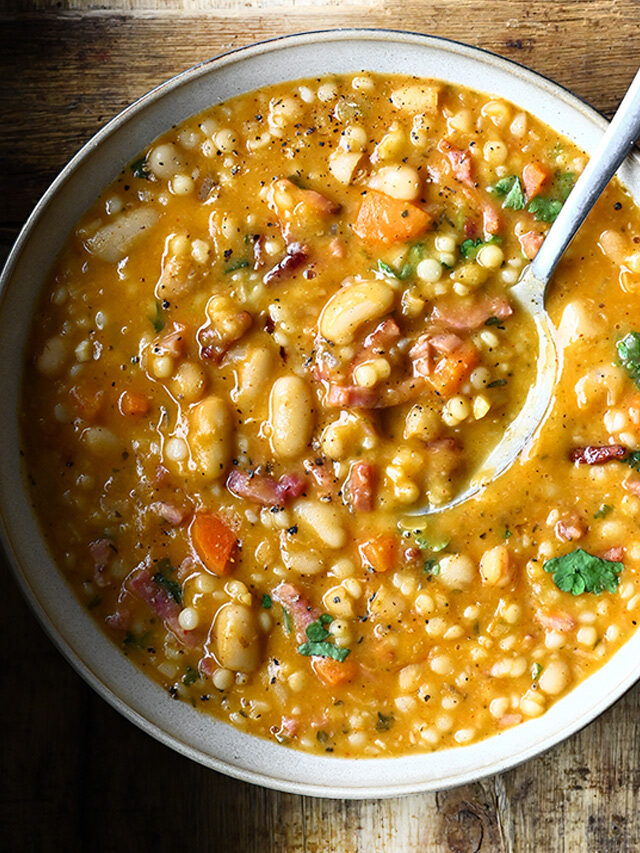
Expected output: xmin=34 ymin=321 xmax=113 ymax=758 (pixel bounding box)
xmin=2 ymin=29 xmax=639 ymax=798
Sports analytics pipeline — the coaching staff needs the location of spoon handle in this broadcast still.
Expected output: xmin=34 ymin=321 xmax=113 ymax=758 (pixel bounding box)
xmin=532 ymin=66 xmax=640 ymax=284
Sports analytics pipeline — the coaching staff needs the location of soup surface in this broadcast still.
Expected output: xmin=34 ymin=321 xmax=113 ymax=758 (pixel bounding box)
xmin=22 ymin=72 xmax=640 ymax=757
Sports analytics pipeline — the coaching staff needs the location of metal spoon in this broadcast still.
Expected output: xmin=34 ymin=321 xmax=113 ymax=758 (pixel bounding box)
xmin=423 ymin=65 xmax=640 ymax=515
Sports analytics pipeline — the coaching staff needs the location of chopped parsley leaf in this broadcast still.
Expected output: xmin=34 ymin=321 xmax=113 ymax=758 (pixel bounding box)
xmin=487 ymin=378 xmax=507 ymax=388
xmin=594 ymin=504 xmax=613 ymax=519
xmin=151 ymin=299 xmax=165 ymax=333
xmin=182 ymin=666 xmax=198 ymax=686
xmin=375 ymin=711 xmax=395 ymax=731
xmin=492 ymin=175 xmax=525 ymax=210
xmin=224 ymin=258 xmax=249 ymax=274
xmin=282 ymin=606 xmax=293 ymax=635
xmin=131 ymin=156 xmax=151 ymax=179
xmin=459 ymin=235 xmax=502 ymax=260
xmin=423 ymin=559 xmax=441 ymax=576
xmin=554 ymin=171 xmax=575 ymax=202
xmin=297 ymin=615 xmax=350 ymax=661
xmin=262 ymin=593 xmax=272 ymax=609
xmin=153 ymin=571 xmax=182 ymax=604
xmin=527 ymin=197 xmax=563 ymax=222
xmin=617 ymin=332 xmax=640 ymax=388
xmin=627 ymin=450 xmax=640 ymax=471
xmin=544 ymin=548 xmax=623 ymax=595
xmin=415 ymin=533 xmax=450 ymax=553
xmin=531 ymin=662 xmax=543 ymax=682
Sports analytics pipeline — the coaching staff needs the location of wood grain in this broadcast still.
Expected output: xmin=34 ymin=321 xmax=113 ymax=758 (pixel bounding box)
xmin=2 ymin=2 xmax=640 ymax=851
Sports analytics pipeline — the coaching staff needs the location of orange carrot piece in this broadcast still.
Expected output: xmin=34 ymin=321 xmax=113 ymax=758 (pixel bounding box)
xmin=190 ymin=512 xmax=238 ymax=576
xmin=353 ymin=191 xmax=432 ymax=244
xmin=522 ymin=163 xmax=550 ymax=201
xmin=119 ymin=390 xmax=150 ymax=416
xmin=427 ymin=340 xmax=480 ymax=397
xmin=313 ymin=656 xmax=358 ymax=686
xmin=359 ymin=534 xmax=398 ymax=573
xmin=519 ymin=230 xmax=545 ymax=260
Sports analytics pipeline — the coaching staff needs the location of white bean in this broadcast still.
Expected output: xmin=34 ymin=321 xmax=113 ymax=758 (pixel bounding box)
xmin=438 ymin=554 xmax=476 ymax=588
xmin=213 ymin=603 xmax=260 ymax=672
xmin=269 ymin=376 xmax=314 ymax=458
xmin=294 ymin=499 xmax=346 ymax=549
xmin=148 ymin=143 xmax=184 ymax=179
xmin=319 ymin=279 xmax=394 ymax=345
xmin=187 ymin=396 xmax=230 ymax=480
xmin=368 ymin=165 xmax=421 ymax=200
xmin=85 ymin=207 xmax=158 ymax=263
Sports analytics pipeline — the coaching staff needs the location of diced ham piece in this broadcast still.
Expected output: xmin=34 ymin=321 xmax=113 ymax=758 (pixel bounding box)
xmin=534 ymin=608 xmax=576 ymax=633
xmin=363 ymin=318 xmax=401 ymax=353
xmin=304 ymin=458 xmax=338 ymax=498
xmin=438 ymin=139 xmax=475 ymax=188
xmin=272 ymin=581 xmax=319 ymax=644
xmin=431 ymin=295 xmax=513 ymax=331
xmin=128 ymin=566 xmax=200 ymax=648
xmin=154 ymin=323 xmax=187 ymax=357
xmin=347 ymin=461 xmax=377 ymax=511
xmin=603 ymin=546 xmax=624 ymax=563
xmin=499 ymin=713 xmax=524 ymax=728
xmin=263 ymin=242 xmax=309 ymax=285
xmin=463 ymin=218 xmax=478 ymax=239
xmin=482 ymin=200 xmax=502 ymax=235
xmin=624 ymin=475 xmax=640 ymax=497
xmin=154 ymin=464 xmax=171 ymax=487
xmin=519 ymin=230 xmax=545 ymax=260
xmin=105 ymin=602 xmax=132 ymax=632
xmin=154 ymin=502 xmax=189 ymax=526
xmin=252 ymin=234 xmax=266 ymax=270
xmin=278 ymin=716 xmax=300 ymax=738
xmin=226 ymin=469 xmax=306 ymax=506
xmin=555 ymin=514 xmax=586 ymax=542
xmin=89 ymin=538 xmax=117 ymax=588
xmin=374 ymin=376 xmax=428 ymax=408
xmin=327 ymin=383 xmax=378 ymax=409
xmin=569 ymin=445 xmax=627 ymax=465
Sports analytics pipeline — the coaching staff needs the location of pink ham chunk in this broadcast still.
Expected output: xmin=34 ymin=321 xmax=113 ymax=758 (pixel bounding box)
xmin=431 ymin=295 xmax=513 ymax=330
xmin=226 ymin=469 xmax=306 ymax=506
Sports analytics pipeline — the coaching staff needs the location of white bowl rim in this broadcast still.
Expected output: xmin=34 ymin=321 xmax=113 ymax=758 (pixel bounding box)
xmin=2 ymin=27 xmax=640 ymax=799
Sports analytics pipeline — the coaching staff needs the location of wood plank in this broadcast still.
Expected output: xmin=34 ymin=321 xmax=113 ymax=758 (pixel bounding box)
xmin=2 ymin=4 xmax=640 ymax=851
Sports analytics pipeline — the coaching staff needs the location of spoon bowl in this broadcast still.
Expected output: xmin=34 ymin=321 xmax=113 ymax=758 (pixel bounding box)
xmin=420 ymin=63 xmax=640 ymax=515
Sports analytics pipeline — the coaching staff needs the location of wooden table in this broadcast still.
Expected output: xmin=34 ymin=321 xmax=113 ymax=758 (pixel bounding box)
xmin=2 ymin=2 xmax=640 ymax=850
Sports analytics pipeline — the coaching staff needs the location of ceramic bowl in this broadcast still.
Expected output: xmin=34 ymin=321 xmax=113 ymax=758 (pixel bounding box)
xmin=2 ymin=29 xmax=639 ymax=798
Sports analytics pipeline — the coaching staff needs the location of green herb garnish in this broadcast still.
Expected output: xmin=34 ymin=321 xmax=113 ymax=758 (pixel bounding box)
xmin=131 ymin=156 xmax=151 ymax=179
xmin=415 ymin=533 xmax=450 ymax=553
xmin=156 ymin=557 xmax=174 ymax=574
xmin=487 ymin=378 xmax=507 ymax=388
xmin=527 ymin=197 xmax=563 ymax=222
xmin=375 ymin=712 xmax=395 ymax=731
xmin=262 ymin=593 xmax=272 ymax=609
xmin=123 ymin=630 xmax=151 ymax=650
xmin=377 ymin=260 xmax=398 ymax=278
xmin=423 ymin=559 xmax=441 ymax=576
xmin=282 ymin=606 xmax=293 ymax=635
xmin=627 ymin=450 xmax=640 ymax=471
xmin=594 ymin=504 xmax=613 ymax=519
xmin=153 ymin=571 xmax=182 ymax=604
xmin=297 ymin=615 xmax=350 ymax=661
xmin=492 ymin=175 xmax=525 ymax=210
xmin=544 ymin=548 xmax=623 ymax=595
xmin=484 ymin=316 xmax=502 ymax=327
xmin=151 ymin=299 xmax=165 ymax=333
xmin=531 ymin=662 xmax=543 ymax=682
xmin=554 ymin=171 xmax=575 ymax=202
xmin=504 ymin=529 xmax=512 ymax=539
xmin=224 ymin=258 xmax=249 ymax=274
xmin=459 ymin=235 xmax=502 ymax=260
xmin=182 ymin=666 xmax=198 ymax=686
xmin=617 ymin=332 xmax=640 ymax=387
